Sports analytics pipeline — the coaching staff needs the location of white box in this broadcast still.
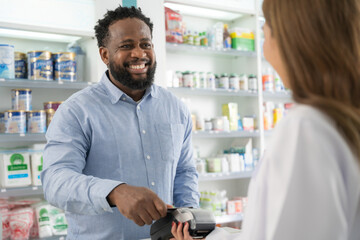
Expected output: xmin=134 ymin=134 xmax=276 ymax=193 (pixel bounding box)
xmin=0 ymin=151 xmax=31 ymax=188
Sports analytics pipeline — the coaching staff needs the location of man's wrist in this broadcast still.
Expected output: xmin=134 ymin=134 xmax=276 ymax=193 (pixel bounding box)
xmin=106 ymin=183 xmax=126 ymax=206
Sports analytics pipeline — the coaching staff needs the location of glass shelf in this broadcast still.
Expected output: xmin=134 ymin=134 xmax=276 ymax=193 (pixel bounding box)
xmin=166 ymin=43 xmax=257 ymax=58
xmin=263 ymin=91 xmax=292 ymax=100
xmin=0 ymin=78 xmax=94 ymax=89
xmin=199 ymin=171 xmax=253 ymax=181
xmin=168 ymin=87 xmax=258 ymax=97
xmin=33 ymin=235 xmax=66 ymax=240
xmin=0 ymin=133 xmax=46 ymax=143
xmin=0 ymin=185 xmax=43 ymax=197
xmin=164 ymin=0 xmax=256 ymax=20
xmin=193 ymin=130 xmax=259 ymax=138
xmin=215 ymin=214 xmax=243 ymax=224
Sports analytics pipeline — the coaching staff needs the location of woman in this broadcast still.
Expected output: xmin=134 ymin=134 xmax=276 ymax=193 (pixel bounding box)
xmin=171 ymin=0 xmax=360 ymax=239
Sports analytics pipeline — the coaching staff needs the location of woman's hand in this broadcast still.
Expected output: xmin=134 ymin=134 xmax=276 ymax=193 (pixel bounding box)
xmin=170 ymin=221 xmax=200 ymax=240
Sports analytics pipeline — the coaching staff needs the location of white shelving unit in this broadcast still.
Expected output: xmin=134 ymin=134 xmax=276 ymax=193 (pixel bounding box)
xmin=168 ymin=87 xmax=258 ymax=97
xmin=164 ymin=0 xmax=262 ymax=225
xmin=0 ymin=78 xmax=94 ymax=90
xmin=166 ymin=42 xmax=257 ymax=57
xmin=193 ymin=130 xmax=259 ymax=138
xmin=215 ymin=214 xmax=243 ymax=224
xmin=0 ymin=133 xmax=46 ymax=143
xmin=0 ymin=186 xmax=43 ymax=198
xmin=199 ymin=171 xmax=253 ymax=181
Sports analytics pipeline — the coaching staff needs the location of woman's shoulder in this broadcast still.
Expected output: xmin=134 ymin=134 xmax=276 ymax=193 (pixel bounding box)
xmin=279 ymin=104 xmax=335 ymax=132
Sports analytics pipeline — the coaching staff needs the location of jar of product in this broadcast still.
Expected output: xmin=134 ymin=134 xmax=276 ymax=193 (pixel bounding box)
xmin=262 ymin=66 xmax=274 ymax=92
xmin=27 ymin=51 xmax=53 ymax=81
xmin=204 ymin=118 xmax=213 ymax=131
xmin=196 ymin=158 xmax=207 ymax=174
xmin=199 ymin=72 xmax=207 ymax=88
xmin=46 ymin=109 xmax=56 ymax=128
xmin=15 ymin=52 xmax=27 ymax=79
xmin=248 ymin=74 xmax=258 ymax=92
xmin=11 ymin=89 xmax=32 ymax=111
xmin=219 ymin=73 xmax=229 ymax=89
xmin=43 ymin=101 xmax=63 ymax=111
xmin=206 ymin=72 xmax=215 ymax=90
xmin=193 ymin=31 xmax=200 ymax=46
xmin=239 ymin=74 xmax=248 ymax=91
xmin=212 ymin=117 xmax=224 ymax=131
xmin=192 ymin=71 xmax=200 ymax=88
xmin=215 ymin=74 xmax=220 ymax=88
xmin=175 ymin=71 xmax=183 ymax=87
xmin=53 ymin=52 xmax=76 ymax=81
xmin=4 ymin=110 xmax=27 ymax=134
xmin=27 ymin=110 xmax=47 ymax=133
xmin=229 ymin=73 xmax=239 ymax=90
xmin=183 ymin=71 xmax=193 ymax=88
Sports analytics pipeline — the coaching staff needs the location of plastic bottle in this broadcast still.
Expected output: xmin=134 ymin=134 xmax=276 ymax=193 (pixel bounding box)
xmin=262 ymin=64 xmax=274 ymax=92
xmin=223 ymin=24 xmax=232 ymax=49
xmin=192 ymin=71 xmax=200 ymax=88
xmin=219 ymin=73 xmax=229 ymax=89
xmin=214 ymin=22 xmax=224 ymax=49
xmin=200 ymin=32 xmax=208 ymax=46
xmin=206 ymin=72 xmax=216 ymax=89
xmin=239 ymin=74 xmax=248 ymax=91
xmin=248 ymin=74 xmax=258 ymax=92
xmin=193 ymin=31 xmax=200 ymax=46
xmin=200 ymin=72 xmax=207 ymax=88
xmin=229 ymin=73 xmax=239 ymax=90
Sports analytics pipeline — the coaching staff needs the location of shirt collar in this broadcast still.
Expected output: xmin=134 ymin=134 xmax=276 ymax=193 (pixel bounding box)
xmin=100 ymin=71 xmax=159 ymax=104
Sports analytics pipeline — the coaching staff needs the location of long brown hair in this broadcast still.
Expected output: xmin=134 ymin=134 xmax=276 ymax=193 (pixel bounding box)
xmin=262 ymin=0 xmax=360 ymax=163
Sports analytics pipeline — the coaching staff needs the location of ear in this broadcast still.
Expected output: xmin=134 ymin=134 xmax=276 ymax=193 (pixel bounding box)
xmin=99 ymin=47 xmax=109 ymax=66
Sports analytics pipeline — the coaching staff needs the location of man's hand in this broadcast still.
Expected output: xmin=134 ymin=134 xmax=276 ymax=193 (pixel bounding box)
xmin=107 ymin=184 xmax=167 ymax=226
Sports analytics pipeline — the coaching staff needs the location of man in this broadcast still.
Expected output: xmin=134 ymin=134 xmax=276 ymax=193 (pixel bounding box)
xmin=41 ymin=6 xmax=199 ymax=240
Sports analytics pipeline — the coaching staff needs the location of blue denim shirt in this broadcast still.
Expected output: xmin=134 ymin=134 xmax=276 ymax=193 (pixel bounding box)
xmin=41 ymin=72 xmax=199 ymax=240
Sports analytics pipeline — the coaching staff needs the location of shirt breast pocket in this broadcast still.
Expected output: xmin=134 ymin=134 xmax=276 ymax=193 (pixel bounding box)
xmin=155 ymin=123 xmax=185 ymax=163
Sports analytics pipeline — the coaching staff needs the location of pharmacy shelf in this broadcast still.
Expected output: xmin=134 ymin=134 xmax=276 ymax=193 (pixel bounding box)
xmin=193 ymin=131 xmax=259 ymax=138
xmin=0 ymin=78 xmax=94 ymax=89
xmin=0 ymin=133 xmax=46 ymax=143
xmin=164 ymin=0 xmax=256 ymax=17
xmin=0 ymin=21 xmax=93 ymax=41
xmin=0 ymin=186 xmax=43 ymax=197
xmin=199 ymin=171 xmax=253 ymax=181
xmin=215 ymin=214 xmax=243 ymax=224
xmin=34 ymin=235 xmax=66 ymax=240
xmin=166 ymin=43 xmax=257 ymax=58
xmin=263 ymin=91 xmax=292 ymax=100
xmin=168 ymin=87 xmax=258 ymax=97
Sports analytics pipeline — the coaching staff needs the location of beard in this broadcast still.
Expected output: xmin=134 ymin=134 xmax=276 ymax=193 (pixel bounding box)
xmin=109 ymin=60 xmax=157 ymax=90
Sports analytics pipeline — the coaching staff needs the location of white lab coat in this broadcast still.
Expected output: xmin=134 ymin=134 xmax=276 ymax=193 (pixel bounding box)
xmin=207 ymin=104 xmax=360 ymax=240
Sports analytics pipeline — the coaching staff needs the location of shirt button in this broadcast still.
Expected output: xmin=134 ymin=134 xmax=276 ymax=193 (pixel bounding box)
xmin=122 ymin=97 xmax=126 ymax=101
xmin=151 ymin=182 xmax=155 ymax=186
xmin=137 ymin=106 xmax=140 ymax=110
xmin=146 ymin=155 xmax=151 ymax=160
xmin=142 ymin=130 xmax=146 ymax=134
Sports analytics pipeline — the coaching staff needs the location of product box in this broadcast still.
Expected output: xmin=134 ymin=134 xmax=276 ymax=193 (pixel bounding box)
xmin=0 ymin=150 xmax=32 ymax=188
xmin=30 ymin=151 xmax=43 ymax=186
xmin=230 ymin=28 xmax=255 ymax=51
xmin=165 ymin=7 xmax=183 ymax=43
xmin=222 ymin=103 xmax=238 ymax=131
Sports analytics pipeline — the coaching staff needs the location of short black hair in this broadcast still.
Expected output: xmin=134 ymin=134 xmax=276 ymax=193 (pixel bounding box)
xmin=94 ymin=6 xmax=153 ymax=48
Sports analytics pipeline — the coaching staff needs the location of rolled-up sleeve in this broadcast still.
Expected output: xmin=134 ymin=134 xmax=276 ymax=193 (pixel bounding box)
xmin=173 ymin=108 xmax=200 ymax=208
xmin=41 ymin=103 xmax=122 ymax=215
